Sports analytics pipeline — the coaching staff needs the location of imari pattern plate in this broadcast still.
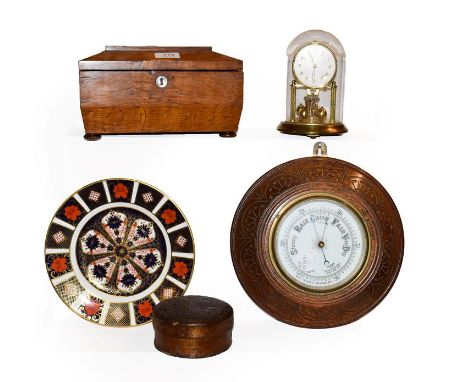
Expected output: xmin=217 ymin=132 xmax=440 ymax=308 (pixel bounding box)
xmin=44 ymin=179 xmax=195 ymax=327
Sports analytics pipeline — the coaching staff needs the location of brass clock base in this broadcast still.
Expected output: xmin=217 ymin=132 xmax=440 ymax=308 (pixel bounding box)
xmin=277 ymin=121 xmax=348 ymax=138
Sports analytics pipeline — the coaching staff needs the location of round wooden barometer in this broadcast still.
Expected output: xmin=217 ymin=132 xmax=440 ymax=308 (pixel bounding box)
xmin=231 ymin=142 xmax=404 ymax=328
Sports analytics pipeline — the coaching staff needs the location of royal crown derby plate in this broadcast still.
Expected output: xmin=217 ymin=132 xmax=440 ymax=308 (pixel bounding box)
xmin=45 ymin=179 xmax=195 ymax=327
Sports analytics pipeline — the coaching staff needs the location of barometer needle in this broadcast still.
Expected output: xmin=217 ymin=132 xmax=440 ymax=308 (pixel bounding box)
xmin=313 ymin=215 xmax=329 ymax=265
xmin=321 ymin=212 xmax=330 ymax=241
xmin=312 ymin=215 xmax=320 ymax=239
xmin=320 ymin=248 xmax=329 ymax=265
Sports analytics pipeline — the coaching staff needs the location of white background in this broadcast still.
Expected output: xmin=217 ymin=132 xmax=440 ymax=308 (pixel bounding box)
xmin=1 ymin=0 xmax=467 ymax=380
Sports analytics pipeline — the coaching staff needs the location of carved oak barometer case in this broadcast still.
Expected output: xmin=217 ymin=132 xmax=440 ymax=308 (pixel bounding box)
xmin=231 ymin=142 xmax=404 ymax=328
xmin=278 ymin=30 xmax=347 ymax=138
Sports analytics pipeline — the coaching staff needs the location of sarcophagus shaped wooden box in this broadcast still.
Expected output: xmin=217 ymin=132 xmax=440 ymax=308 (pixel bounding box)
xmin=78 ymin=46 xmax=243 ymax=140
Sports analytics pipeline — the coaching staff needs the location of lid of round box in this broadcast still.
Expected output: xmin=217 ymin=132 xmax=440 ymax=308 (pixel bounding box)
xmin=152 ymin=295 xmax=234 ymax=358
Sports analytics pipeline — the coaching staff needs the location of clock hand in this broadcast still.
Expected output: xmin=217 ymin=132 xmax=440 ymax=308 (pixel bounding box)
xmin=308 ymin=52 xmax=317 ymax=81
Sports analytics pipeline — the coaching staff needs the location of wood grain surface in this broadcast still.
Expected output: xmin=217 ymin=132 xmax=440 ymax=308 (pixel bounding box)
xmin=153 ymin=296 xmax=234 ymax=358
xmin=79 ymin=46 xmax=243 ymax=71
xmin=79 ymin=57 xmax=243 ymax=136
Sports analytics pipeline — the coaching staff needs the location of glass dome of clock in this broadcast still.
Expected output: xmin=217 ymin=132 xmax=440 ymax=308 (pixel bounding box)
xmin=278 ymin=30 xmax=347 ymax=138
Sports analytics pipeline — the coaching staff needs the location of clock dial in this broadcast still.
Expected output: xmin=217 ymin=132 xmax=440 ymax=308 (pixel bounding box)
xmin=273 ymin=197 xmax=368 ymax=292
xmin=293 ymin=43 xmax=337 ymax=87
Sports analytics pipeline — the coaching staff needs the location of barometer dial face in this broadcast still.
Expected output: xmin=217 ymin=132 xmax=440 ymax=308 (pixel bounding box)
xmin=292 ymin=43 xmax=337 ymax=87
xmin=273 ymin=197 xmax=368 ymax=292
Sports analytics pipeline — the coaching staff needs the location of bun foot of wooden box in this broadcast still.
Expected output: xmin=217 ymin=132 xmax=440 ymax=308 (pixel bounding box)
xmin=219 ymin=132 xmax=237 ymax=138
xmin=84 ymin=134 xmax=102 ymax=141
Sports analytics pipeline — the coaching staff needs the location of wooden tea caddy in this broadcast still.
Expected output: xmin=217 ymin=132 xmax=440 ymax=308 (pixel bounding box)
xmin=79 ymin=46 xmax=243 ymax=140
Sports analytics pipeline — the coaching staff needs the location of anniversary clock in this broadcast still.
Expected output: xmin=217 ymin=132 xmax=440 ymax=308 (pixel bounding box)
xmin=231 ymin=142 xmax=404 ymax=328
xmin=278 ymin=30 xmax=347 ymax=138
